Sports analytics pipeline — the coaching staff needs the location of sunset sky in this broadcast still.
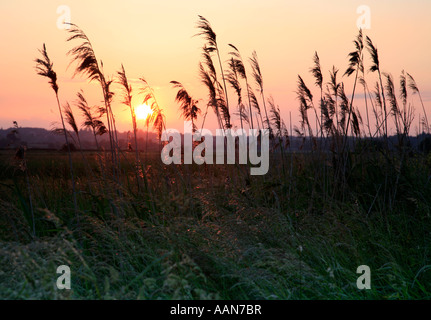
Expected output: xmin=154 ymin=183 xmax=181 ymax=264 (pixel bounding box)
xmin=1 ymin=0 xmax=430 ymax=135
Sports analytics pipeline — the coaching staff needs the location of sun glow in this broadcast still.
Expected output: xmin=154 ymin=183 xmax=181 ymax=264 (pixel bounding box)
xmin=135 ymin=104 xmax=153 ymax=120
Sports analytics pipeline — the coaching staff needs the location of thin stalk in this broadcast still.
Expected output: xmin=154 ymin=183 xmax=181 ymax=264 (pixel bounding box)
xmin=55 ymin=95 xmax=79 ymax=226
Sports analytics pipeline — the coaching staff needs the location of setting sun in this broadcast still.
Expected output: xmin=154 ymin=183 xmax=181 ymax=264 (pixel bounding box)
xmin=135 ymin=104 xmax=153 ymax=120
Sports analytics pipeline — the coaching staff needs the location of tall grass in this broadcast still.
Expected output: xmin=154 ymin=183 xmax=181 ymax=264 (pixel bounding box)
xmin=66 ymin=24 xmax=119 ymax=181
xmin=35 ymin=44 xmax=79 ymax=227
xmin=170 ymin=81 xmax=201 ymax=133
xmin=228 ymin=44 xmax=255 ymax=130
xmin=196 ymin=16 xmax=231 ymax=127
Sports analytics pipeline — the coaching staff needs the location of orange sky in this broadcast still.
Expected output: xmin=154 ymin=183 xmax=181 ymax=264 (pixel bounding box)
xmin=1 ymin=0 xmax=430 ymax=135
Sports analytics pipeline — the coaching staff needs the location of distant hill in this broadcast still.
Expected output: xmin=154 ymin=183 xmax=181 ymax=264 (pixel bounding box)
xmin=0 ymin=127 xmax=159 ymax=151
xmin=1 ymin=126 xmax=430 ymax=153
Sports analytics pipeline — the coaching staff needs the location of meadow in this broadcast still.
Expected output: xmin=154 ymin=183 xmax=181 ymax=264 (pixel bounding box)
xmin=0 ymin=146 xmax=430 ymax=299
xmin=1 ymin=16 xmax=431 ymax=299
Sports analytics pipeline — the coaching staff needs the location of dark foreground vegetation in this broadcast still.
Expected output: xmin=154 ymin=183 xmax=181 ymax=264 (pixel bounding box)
xmin=0 ymin=146 xmax=430 ymax=299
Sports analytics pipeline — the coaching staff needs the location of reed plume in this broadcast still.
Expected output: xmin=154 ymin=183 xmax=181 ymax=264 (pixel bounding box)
xmin=248 ymin=85 xmax=264 ymax=130
xmin=399 ymin=70 xmax=411 ymax=137
xmin=269 ymin=96 xmax=288 ymax=144
xmin=226 ymin=57 xmax=244 ymax=130
xmin=203 ymin=47 xmax=230 ymax=128
xmin=195 ymin=16 xmax=231 ymax=124
xmin=400 ymin=71 xmax=408 ymax=110
xmin=198 ymin=62 xmax=225 ymax=130
xmin=233 ymin=104 xmax=249 ymax=130
xmin=310 ymin=52 xmax=324 ymax=138
xmin=140 ymin=77 xmax=163 ymax=156
xmin=297 ymin=75 xmax=321 ymax=138
xmin=337 ymin=83 xmax=349 ymax=133
xmin=64 ymin=102 xmax=79 ymax=139
xmin=250 ymin=51 xmax=271 ymax=133
xmin=152 ymin=107 xmax=166 ymax=147
xmin=343 ymin=30 xmax=363 ymax=141
xmin=384 ymin=73 xmax=401 ymax=136
xmin=170 ymin=81 xmax=201 ymax=133
xmin=117 ymin=64 xmax=140 ymax=158
xmin=327 ymin=66 xmax=340 ymax=133
xmin=310 ymin=52 xmax=323 ymax=89
xmin=75 ymin=90 xmax=107 ymax=149
xmin=228 ymin=44 xmax=254 ymax=129
xmin=366 ymin=35 xmax=388 ymax=140
xmin=296 ymin=76 xmax=313 ymax=139
xmin=407 ymin=73 xmax=429 ymax=133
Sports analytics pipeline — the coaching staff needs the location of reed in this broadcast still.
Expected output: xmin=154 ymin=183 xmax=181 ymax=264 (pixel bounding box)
xmin=250 ymin=51 xmax=272 ymax=134
xmin=196 ymin=16 xmax=231 ymax=126
xmin=35 ymin=44 xmax=79 ymax=225
xmin=66 ymin=24 xmax=119 ymax=180
xmin=170 ymin=81 xmax=201 ymax=133
xmin=228 ymin=44 xmax=255 ymax=130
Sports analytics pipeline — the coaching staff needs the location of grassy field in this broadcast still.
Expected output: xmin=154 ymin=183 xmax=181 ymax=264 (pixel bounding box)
xmin=0 ymin=148 xmax=430 ymax=300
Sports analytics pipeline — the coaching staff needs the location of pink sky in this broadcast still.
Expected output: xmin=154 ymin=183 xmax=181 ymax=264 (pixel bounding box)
xmin=1 ymin=0 xmax=430 ymax=135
